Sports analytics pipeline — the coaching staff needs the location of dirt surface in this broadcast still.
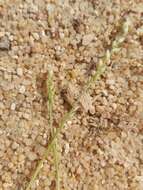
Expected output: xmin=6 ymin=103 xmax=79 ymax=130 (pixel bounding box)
xmin=0 ymin=0 xmax=143 ymax=190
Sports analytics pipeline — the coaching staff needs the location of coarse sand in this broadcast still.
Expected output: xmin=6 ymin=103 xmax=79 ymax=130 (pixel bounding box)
xmin=0 ymin=0 xmax=143 ymax=190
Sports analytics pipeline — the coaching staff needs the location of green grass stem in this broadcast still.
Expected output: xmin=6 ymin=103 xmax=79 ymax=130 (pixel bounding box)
xmin=25 ymin=19 xmax=130 ymax=190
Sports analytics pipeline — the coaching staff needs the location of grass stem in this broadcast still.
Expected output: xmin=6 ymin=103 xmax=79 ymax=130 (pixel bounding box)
xmin=25 ymin=19 xmax=130 ymax=190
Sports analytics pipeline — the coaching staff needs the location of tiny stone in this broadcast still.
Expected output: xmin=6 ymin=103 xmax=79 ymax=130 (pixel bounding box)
xmin=82 ymin=34 xmax=95 ymax=46
xmin=23 ymin=113 xmax=30 ymax=120
xmin=106 ymin=79 xmax=115 ymax=85
xmin=9 ymin=35 xmax=14 ymax=41
xmin=0 ymin=102 xmax=4 ymax=109
xmin=112 ymin=103 xmax=117 ymax=110
xmin=102 ymin=90 xmax=108 ymax=96
xmin=32 ymin=33 xmax=40 ymax=41
xmin=25 ymin=138 xmax=33 ymax=146
xmin=0 ymin=36 xmax=10 ymax=50
xmin=27 ymin=151 xmax=37 ymax=161
xmin=19 ymin=85 xmax=25 ymax=94
xmin=59 ymin=32 xmax=65 ymax=39
xmin=137 ymin=26 xmax=143 ymax=35
xmin=30 ymin=5 xmax=38 ymax=13
xmin=67 ymin=120 xmax=72 ymax=125
xmin=76 ymin=165 xmax=83 ymax=174
xmin=17 ymin=68 xmax=23 ymax=76
xmin=46 ymin=3 xmax=55 ymax=14
xmin=64 ymin=143 xmax=70 ymax=154
xmin=10 ymin=103 xmax=16 ymax=110
xmin=101 ymin=160 xmax=106 ymax=167
xmin=0 ymin=32 xmax=5 ymax=38
xmin=12 ymin=142 xmax=19 ymax=150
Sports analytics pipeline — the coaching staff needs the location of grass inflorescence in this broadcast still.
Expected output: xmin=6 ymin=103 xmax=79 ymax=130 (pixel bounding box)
xmin=25 ymin=19 xmax=130 ymax=190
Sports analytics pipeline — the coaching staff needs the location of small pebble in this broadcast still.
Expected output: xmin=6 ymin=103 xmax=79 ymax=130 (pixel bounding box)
xmin=64 ymin=143 xmax=70 ymax=154
xmin=46 ymin=3 xmax=55 ymax=14
xmin=10 ymin=103 xmax=16 ymax=110
xmin=82 ymin=34 xmax=95 ymax=46
xmin=19 ymin=85 xmax=25 ymax=94
xmin=0 ymin=102 xmax=4 ymax=109
xmin=0 ymin=36 xmax=10 ymax=50
xmin=17 ymin=68 xmax=23 ymax=76
xmin=23 ymin=113 xmax=30 ymax=120
xmin=30 ymin=5 xmax=38 ymax=13
xmin=11 ymin=142 xmax=19 ymax=150
xmin=106 ymin=79 xmax=115 ymax=85
xmin=32 ymin=33 xmax=40 ymax=41
xmin=0 ymin=32 xmax=5 ymax=38
xmin=27 ymin=152 xmax=37 ymax=161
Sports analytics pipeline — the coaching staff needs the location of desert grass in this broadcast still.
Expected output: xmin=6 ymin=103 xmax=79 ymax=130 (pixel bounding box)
xmin=47 ymin=70 xmax=60 ymax=190
xmin=25 ymin=19 xmax=130 ymax=190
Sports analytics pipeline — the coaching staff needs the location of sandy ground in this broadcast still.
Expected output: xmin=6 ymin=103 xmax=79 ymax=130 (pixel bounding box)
xmin=0 ymin=0 xmax=143 ymax=190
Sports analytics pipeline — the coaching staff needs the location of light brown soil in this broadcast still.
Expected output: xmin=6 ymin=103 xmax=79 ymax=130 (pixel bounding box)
xmin=0 ymin=0 xmax=143 ymax=190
